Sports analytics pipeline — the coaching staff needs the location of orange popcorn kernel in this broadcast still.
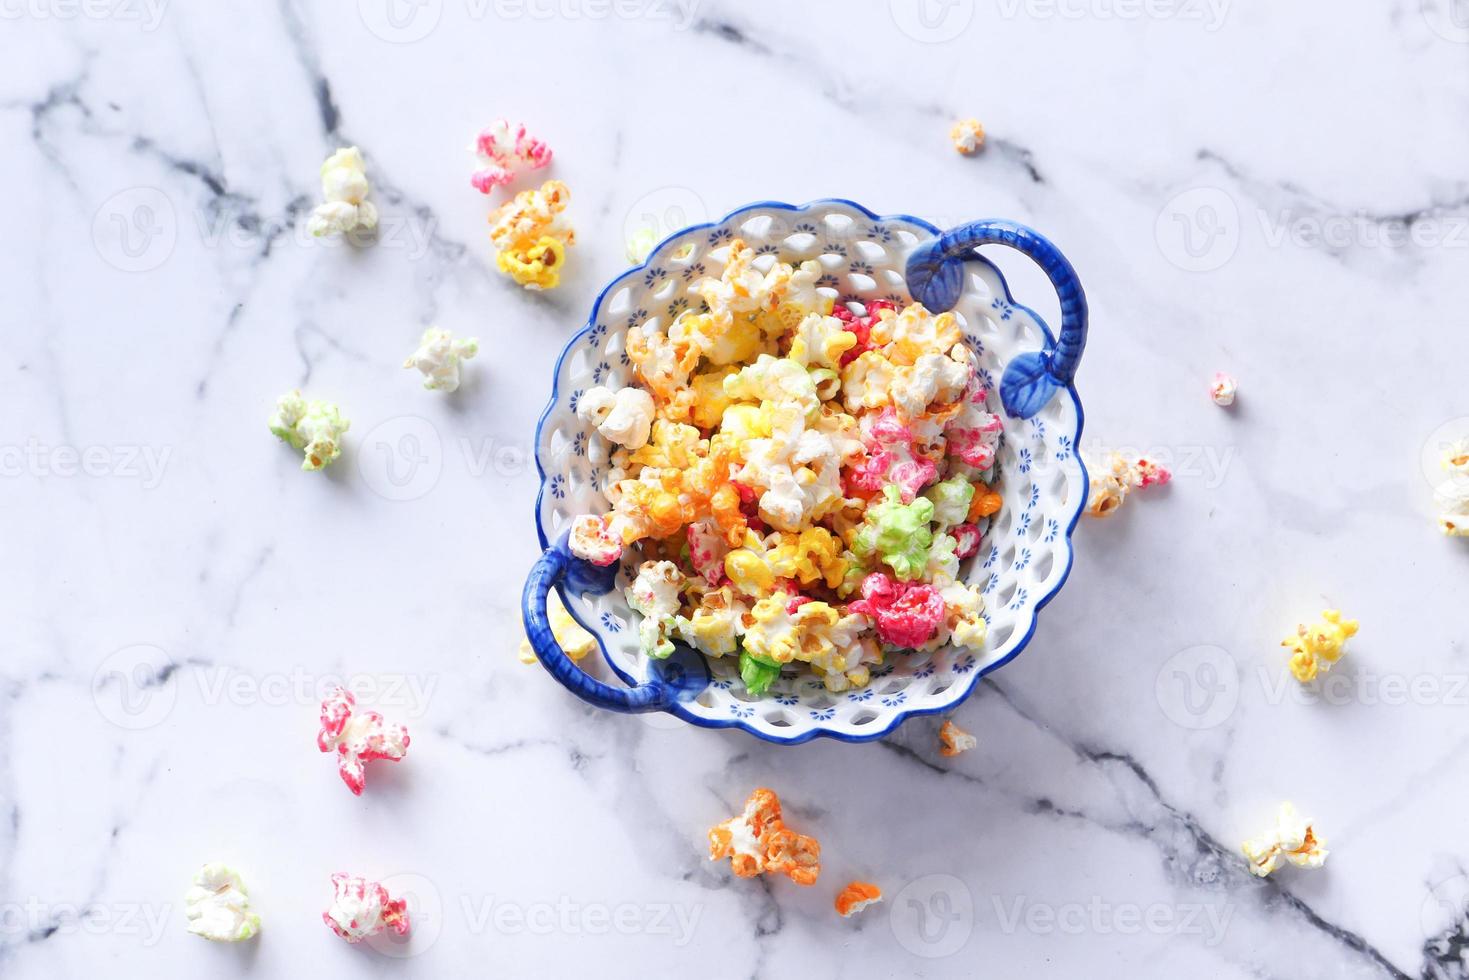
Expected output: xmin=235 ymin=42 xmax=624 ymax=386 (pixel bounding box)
xmin=938 ymin=719 xmax=977 ymax=757
xmin=709 ymin=788 xmax=821 ymax=886
xmin=835 ymin=881 xmax=883 ymax=918
xmin=967 ymin=485 xmax=1002 ymax=521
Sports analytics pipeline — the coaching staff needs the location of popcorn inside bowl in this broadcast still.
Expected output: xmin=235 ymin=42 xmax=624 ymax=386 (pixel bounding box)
xmin=537 ymin=203 xmax=1085 ymax=739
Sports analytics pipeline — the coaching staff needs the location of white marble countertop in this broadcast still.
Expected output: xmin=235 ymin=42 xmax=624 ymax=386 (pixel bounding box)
xmin=4 ymin=1 xmax=1469 ymax=977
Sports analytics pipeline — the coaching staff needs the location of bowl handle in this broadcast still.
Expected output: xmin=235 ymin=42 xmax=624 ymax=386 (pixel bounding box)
xmin=904 ymin=220 xmax=1088 ymax=419
xmin=522 ymin=542 xmax=678 ymax=714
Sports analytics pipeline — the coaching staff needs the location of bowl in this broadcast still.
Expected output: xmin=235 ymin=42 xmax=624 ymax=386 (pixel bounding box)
xmin=523 ymin=199 xmax=1089 ymax=743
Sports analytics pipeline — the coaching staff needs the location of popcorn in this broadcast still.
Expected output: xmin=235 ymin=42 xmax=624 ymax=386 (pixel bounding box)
xmin=470 ymin=119 xmax=552 ymax=194
xmin=951 ymin=522 xmax=982 ymax=559
xmin=317 ymin=686 xmax=410 ymax=795
xmin=835 ymin=881 xmax=883 ymax=918
xmin=1282 ymin=609 xmax=1358 ymax=683
xmin=1435 ymin=439 xmax=1469 ymax=537
xmin=184 ymin=864 xmax=260 ymax=942
xmin=568 ymin=514 xmax=623 ymax=566
xmin=938 ymin=719 xmax=977 ymax=757
xmin=627 ymin=226 xmax=658 ymax=264
xmin=687 ymin=518 xmax=729 ymax=585
xmin=938 ymin=580 xmax=988 ymax=649
xmin=1242 ymin=802 xmax=1328 ymax=877
xmin=1130 ymin=455 xmax=1172 ymax=488
xmin=268 ymin=390 xmax=350 ymax=471
xmin=847 ymin=572 xmax=946 ymax=650
xmin=673 ymin=585 xmax=748 ymax=658
xmin=404 ymin=327 xmax=479 ymax=392
xmin=307 ymin=147 xmax=378 ymax=237
xmin=708 ymin=787 xmax=821 ymax=886
xmin=1081 ymin=450 xmax=1169 ymax=517
xmin=1210 ymin=372 xmax=1237 ymax=407
xmin=742 ymin=594 xmax=877 ymax=690
xmin=950 ymin=118 xmax=985 ymax=154
xmin=852 ymin=485 xmax=936 ymax=581
xmin=487 ymin=179 xmax=575 ymax=289
xmin=945 ymin=381 xmax=1003 ymax=470
xmin=967 ymin=484 xmax=1002 ymax=522
xmin=519 ymin=590 xmax=597 ymax=665
xmin=627 ymin=560 xmax=684 ymax=659
xmin=847 ymin=408 xmax=938 ymax=504
xmin=925 ymin=475 xmax=976 ymax=530
xmin=323 ymin=873 xmax=410 ymax=943
xmin=577 ymin=384 xmax=655 ymax=450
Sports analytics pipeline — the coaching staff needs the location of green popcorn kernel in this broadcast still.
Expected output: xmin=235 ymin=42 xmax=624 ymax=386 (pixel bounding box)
xmin=852 ymin=485 xmax=935 ymax=581
xmin=924 ymin=475 xmax=975 ymax=530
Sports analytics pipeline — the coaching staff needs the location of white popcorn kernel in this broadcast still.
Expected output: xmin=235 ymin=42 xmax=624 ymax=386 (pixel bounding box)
xmin=405 ymin=327 xmax=479 ymax=392
xmin=185 ymin=863 xmax=261 ymax=942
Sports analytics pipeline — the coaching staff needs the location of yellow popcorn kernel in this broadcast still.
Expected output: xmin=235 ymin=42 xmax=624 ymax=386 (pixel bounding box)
xmin=496 ymin=235 xmax=565 ymax=289
xmin=1282 ymin=609 xmax=1358 ymax=684
xmin=689 ymin=367 xmax=739 ymax=430
xmin=767 ymin=528 xmax=848 ymax=589
xmin=629 ymin=420 xmax=705 ymax=470
xmin=518 ymin=591 xmax=597 ymax=664
xmin=725 ymin=548 xmax=776 ymax=597
xmin=719 ymin=404 xmax=773 ymax=444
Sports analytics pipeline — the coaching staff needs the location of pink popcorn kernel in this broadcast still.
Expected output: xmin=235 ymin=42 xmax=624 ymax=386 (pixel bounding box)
xmin=471 ymin=119 xmax=553 ymax=195
xmin=847 ymin=572 xmax=946 ymax=650
xmin=1131 ymin=456 xmax=1171 ymax=488
xmin=323 ymin=873 xmax=410 ymax=943
xmin=317 ymin=686 xmax=410 ymax=796
xmin=831 ymin=300 xmax=895 ymax=366
xmin=687 ymin=519 xmax=727 ymax=586
xmin=951 ymin=523 xmax=982 ymax=559
xmin=848 ymin=407 xmax=937 ymax=503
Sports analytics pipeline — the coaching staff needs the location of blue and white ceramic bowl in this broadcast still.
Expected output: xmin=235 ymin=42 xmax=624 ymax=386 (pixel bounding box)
xmin=523 ymin=199 xmax=1089 ymax=743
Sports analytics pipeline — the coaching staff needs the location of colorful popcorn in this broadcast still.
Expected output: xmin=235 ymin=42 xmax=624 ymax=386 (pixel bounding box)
xmin=709 ymin=788 xmax=821 ymax=886
xmin=184 ymin=864 xmax=260 ymax=942
xmin=307 ymin=147 xmax=378 ymax=237
xmin=1210 ymin=371 xmax=1237 ymax=407
xmin=268 ymin=390 xmax=350 ymax=471
xmin=519 ymin=590 xmax=598 ymax=664
xmin=470 ymin=119 xmax=552 ymax=194
xmin=1435 ymin=439 xmax=1469 ymax=537
xmin=404 ymin=327 xmax=479 ymax=392
xmin=835 ymin=881 xmax=883 ymax=918
xmin=487 ymin=179 xmax=575 ymax=289
xmin=938 ymin=719 xmax=977 ymax=757
xmin=1242 ymin=802 xmax=1328 ymax=877
xmin=566 ymin=239 xmax=1001 ymax=693
xmin=317 ymin=686 xmax=410 ymax=795
xmin=1081 ymin=449 xmax=1170 ymax=517
xmin=1282 ymin=609 xmax=1358 ymax=683
xmin=323 ymin=873 xmax=410 ymax=943
xmin=950 ymin=118 xmax=985 ymax=155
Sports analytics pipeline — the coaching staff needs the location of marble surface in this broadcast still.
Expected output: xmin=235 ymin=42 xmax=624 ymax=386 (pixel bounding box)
xmin=3 ymin=1 xmax=1468 ymax=977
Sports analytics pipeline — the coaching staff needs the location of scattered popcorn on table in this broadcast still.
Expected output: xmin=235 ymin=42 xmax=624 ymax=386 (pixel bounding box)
xmin=627 ymin=226 xmax=658 ymax=264
xmin=1080 ymin=449 xmax=1170 ymax=518
xmin=404 ymin=327 xmax=478 ymax=392
xmin=323 ymin=873 xmax=410 ymax=943
xmin=835 ymin=881 xmax=883 ymax=918
xmin=938 ymin=719 xmax=976 ymax=757
xmin=709 ymin=787 xmax=821 ymax=886
xmin=1242 ymin=802 xmax=1328 ymax=877
xmin=470 ymin=119 xmax=552 ymax=194
xmin=1435 ymin=438 xmax=1469 ymax=537
xmin=568 ymin=240 xmax=1002 ymax=694
xmin=268 ymin=390 xmax=350 ymax=471
xmin=1210 ymin=371 xmax=1238 ymax=407
xmin=519 ymin=590 xmax=597 ymax=665
xmin=487 ymin=179 xmax=575 ymax=290
xmin=317 ymin=686 xmax=410 ymax=795
xmin=1282 ymin=609 xmax=1358 ymax=683
xmin=949 ymin=117 xmax=985 ymax=155
xmin=184 ymin=863 xmax=260 ymax=942
xmin=306 ymin=147 xmax=378 ymax=238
